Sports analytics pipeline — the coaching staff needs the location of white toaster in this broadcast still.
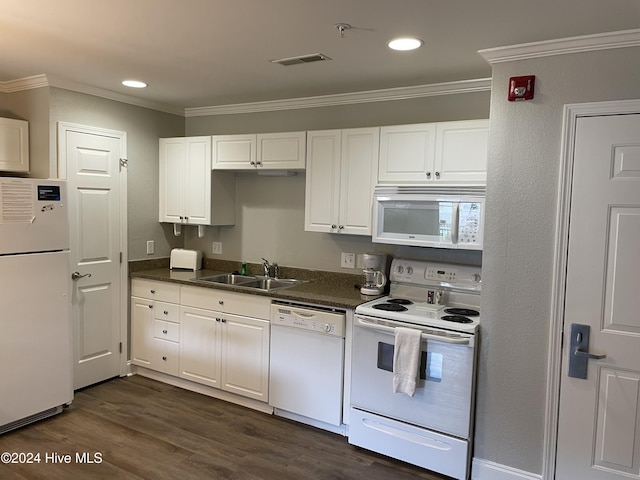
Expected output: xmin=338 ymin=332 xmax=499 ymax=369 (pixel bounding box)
xmin=170 ymin=248 xmax=203 ymax=271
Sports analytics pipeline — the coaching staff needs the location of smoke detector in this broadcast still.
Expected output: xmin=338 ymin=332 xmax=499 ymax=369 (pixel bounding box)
xmin=270 ymin=53 xmax=331 ymax=66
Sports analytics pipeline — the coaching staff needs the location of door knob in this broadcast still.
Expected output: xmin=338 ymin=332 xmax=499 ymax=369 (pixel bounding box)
xmin=71 ymin=271 xmax=92 ymax=281
xmin=568 ymin=323 xmax=607 ymax=379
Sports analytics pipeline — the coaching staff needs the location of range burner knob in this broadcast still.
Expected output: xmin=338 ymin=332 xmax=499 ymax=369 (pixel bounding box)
xmin=396 ymin=266 xmax=404 ymax=274
xmin=406 ymin=266 xmax=414 ymax=275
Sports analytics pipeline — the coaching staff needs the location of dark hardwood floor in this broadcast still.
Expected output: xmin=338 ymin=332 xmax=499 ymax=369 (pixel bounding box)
xmin=0 ymin=375 xmax=452 ymax=479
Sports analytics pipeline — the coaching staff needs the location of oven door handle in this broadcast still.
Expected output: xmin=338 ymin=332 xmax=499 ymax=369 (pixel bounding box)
xmin=355 ymin=317 xmax=471 ymax=345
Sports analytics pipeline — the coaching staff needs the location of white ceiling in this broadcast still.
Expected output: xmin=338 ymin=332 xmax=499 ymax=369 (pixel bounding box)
xmin=1 ymin=0 xmax=639 ymax=111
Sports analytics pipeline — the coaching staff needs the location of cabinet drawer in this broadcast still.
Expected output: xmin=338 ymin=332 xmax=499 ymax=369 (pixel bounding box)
xmin=180 ymin=285 xmax=271 ymax=319
xmin=154 ymin=301 xmax=180 ymax=322
xmin=131 ymin=278 xmax=180 ymax=303
xmin=152 ymin=338 xmax=180 ymax=376
xmin=154 ymin=319 xmax=180 ymax=343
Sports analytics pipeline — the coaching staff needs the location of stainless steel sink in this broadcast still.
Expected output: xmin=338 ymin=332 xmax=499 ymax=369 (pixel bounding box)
xmin=193 ymin=273 xmax=307 ymax=292
xmin=197 ymin=273 xmax=256 ymax=286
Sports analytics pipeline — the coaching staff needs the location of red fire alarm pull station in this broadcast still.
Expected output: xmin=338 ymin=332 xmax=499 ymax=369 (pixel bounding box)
xmin=508 ymin=75 xmax=535 ymax=101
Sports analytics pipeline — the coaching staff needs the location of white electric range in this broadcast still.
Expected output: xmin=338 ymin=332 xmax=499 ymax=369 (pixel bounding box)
xmin=349 ymin=258 xmax=482 ymax=480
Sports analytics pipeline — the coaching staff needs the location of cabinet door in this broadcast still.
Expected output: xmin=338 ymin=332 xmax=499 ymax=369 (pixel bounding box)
xmin=183 ymin=136 xmax=212 ymax=225
xmin=378 ymin=123 xmax=436 ymax=183
xmin=179 ymin=306 xmax=221 ymax=388
xmin=257 ymin=132 xmax=306 ymax=169
xmin=131 ymin=296 xmax=154 ymax=367
xmin=304 ymin=130 xmax=342 ymax=233
xmin=212 ymin=134 xmax=256 ymax=170
xmin=159 ymin=138 xmax=185 ymax=223
xmin=0 ymin=118 xmax=29 ymax=172
xmin=220 ymin=314 xmax=270 ymax=402
xmin=434 ymin=119 xmax=489 ymax=184
xmin=339 ymin=127 xmax=380 ymax=235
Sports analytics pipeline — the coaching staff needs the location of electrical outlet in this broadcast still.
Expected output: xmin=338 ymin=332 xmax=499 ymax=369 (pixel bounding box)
xmin=212 ymin=242 xmax=222 ymax=255
xmin=341 ymin=252 xmax=355 ymax=269
xmin=146 ymin=240 xmax=154 ymax=255
xmin=355 ymin=254 xmax=364 ymax=269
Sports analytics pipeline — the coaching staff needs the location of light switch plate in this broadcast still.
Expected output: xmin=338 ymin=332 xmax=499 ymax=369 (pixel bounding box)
xmin=212 ymin=242 xmax=222 ymax=254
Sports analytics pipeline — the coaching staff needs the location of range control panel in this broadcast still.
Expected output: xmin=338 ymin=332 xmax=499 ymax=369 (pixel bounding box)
xmin=390 ymin=259 xmax=482 ymax=292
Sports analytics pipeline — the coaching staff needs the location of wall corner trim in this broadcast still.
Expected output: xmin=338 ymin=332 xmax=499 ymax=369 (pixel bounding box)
xmin=472 ymin=458 xmax=542 ymax=480
xmin=478 ymin=28 xmax=640 ymax=64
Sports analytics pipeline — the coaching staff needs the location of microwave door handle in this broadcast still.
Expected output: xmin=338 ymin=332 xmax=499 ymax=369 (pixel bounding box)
xmin=355 ymin=316 xmax=470 ymax=345
xmin=451 ymin=203 xmax=460 ymax=244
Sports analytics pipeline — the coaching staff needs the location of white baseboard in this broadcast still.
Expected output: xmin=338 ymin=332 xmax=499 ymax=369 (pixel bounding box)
xmin=472 ymin=458 xmax=542 ymax=480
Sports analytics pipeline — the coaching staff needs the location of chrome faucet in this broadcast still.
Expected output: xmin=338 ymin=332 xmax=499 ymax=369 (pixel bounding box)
xmin=273 ymin=262 xmax=279 ymax=279
xmin=261 ymin=257 xmax=270 ymax=277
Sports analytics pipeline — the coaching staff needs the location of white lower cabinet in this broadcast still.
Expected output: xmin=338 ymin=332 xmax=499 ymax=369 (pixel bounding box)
xmin=131 ymin=280 xmax=181 ymax=376
xmin=131 ymin=279 xmax=270 ymax=404
xmin=179 ymin=286 xmax=270 ymax=402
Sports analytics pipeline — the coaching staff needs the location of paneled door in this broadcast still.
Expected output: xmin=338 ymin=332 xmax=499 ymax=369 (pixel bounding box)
xmin=58 ymin=123 xmax=127 ymax=390
xmin=556 ymin=112 xmax=640 ymax=478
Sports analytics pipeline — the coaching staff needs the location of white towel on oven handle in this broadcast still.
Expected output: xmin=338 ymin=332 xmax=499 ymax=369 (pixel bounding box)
xmin=392 ymin=326 xmax=422 ymax=397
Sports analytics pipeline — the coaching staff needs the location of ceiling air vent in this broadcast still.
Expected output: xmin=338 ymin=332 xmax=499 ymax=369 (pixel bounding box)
xmin=270 ymin=53 xmax=331 ymax=66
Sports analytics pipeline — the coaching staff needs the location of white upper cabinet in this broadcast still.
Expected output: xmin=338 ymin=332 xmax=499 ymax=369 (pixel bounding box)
xmin=305 ymin=128 xmax=379 ymax=235
xmin=212 ymin=132 xmax=305 ymax=170
xmin=0 ymin=117 xmax=29 ymax=173
xmin=159 ymin=136 xmax=235 ymax=226
xmin=211 ymin=134 xmax=256 ymax=170
xmin=378 ymin=123 xmax=436 ymax=183
xmin=378 ymin=119 xmax=489 ymax=184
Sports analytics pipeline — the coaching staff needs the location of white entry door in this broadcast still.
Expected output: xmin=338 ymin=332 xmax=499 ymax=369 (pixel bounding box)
xmin=556 ymin=113 xmax=640 ymax=478
xmin=58 ymin=123 xmax=127 ymax=390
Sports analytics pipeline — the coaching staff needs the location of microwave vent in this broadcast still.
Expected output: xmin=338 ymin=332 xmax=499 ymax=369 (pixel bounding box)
xmin=374 ymin=185 xmax=486 ymax=196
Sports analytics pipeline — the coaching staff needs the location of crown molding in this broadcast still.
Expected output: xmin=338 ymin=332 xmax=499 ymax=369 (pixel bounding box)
xmin=479 ymin=28 xmax=640 ymax=64
xmin=2 ymin=75 xmax=493 ymax=118
xmin=0 ymin=74 xmax=184 ymax=116
xmin=185 ymin=78 xmax=492 ymax=117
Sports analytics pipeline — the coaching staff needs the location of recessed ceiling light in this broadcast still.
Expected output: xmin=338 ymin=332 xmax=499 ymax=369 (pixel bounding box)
xmin=388 ymin=37 xmax=423 ymax=51
xmin=122 ymin=80 xmax=147 ymax=88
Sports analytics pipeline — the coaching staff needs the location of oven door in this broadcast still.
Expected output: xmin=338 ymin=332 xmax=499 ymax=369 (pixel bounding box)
xmin=351 ymin=315 xmax=476 ymax=439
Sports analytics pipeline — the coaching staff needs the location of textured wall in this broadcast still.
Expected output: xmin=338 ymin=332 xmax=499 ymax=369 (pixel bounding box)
xmin=475 ymin=46 xmax=640 ymax=475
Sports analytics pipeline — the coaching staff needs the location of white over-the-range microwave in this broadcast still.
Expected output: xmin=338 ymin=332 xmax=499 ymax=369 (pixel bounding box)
xmin=372 ymin=185 xmax=485 ymax=249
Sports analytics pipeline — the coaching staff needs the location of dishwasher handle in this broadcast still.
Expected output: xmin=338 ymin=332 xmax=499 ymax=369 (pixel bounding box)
xmin=355 ymin=316 xmax=471 ymax=345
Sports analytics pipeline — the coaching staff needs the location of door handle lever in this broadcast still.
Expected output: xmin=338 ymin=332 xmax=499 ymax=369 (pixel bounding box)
xmin=71 ymin=271 xmax=92 ymax=281
xmin=573 ymin=348 xmax=606 ymax=360
xmin=568 ymin=323 xmax=606 ymax=379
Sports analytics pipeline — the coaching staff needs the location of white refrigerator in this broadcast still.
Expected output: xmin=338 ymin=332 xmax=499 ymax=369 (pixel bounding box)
xmin=0 ymin=177 xmax=73 ymax=434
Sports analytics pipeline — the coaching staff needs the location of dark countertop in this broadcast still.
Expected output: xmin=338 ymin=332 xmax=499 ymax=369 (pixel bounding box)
xmin=130 ymin=267 xmax=381 ymax=310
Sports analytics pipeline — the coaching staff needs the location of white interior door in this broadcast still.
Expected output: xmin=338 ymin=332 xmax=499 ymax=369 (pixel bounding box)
xmin=556 ymin=113 xmax=640 ymax=478
xmin=58 ymin=123 xmax=127 ymax=390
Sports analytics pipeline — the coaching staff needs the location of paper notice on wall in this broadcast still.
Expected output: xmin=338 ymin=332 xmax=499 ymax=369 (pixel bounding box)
xmin=0 ymin=180 xmax=34 ymax=223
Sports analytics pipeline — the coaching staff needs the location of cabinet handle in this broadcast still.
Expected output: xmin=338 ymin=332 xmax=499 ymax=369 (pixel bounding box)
xmin=162 ymin=329 xmax=168 ymax=334
xmin=426 ymin=172 xmax=431 ymax=179
xmin=148 ymin=305 xmax=153 ymax=309
xmin=162 ymin=356 xmax=167 ymax=361
xmin=216 ymin=318 xmax=221 ymax=322
xmin=150 ymin=289 xmax=155 ymax=294
xmin=221 ymin=318 xmax=227 ymax=323
xmin=163 ymin=310 xmax=169 ymax=315
xmin=338 ymin=225 xmax=344 ymax=230
xmin=435 ymin=171 xmax=440 ymax=179
xmin=256 ymin=161 xmax=262 ymax=166
xmin=331 ymin=224 xmax=337 ymax=229
xmin=218 ymin=300 xmax=224 ymax=305
xmin=250 ymin=161 xmax=256 ymax=166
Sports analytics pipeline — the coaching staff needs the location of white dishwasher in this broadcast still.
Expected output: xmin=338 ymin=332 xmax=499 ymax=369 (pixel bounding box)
xmin=269 ymin=302 xmax=346 ymax=431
